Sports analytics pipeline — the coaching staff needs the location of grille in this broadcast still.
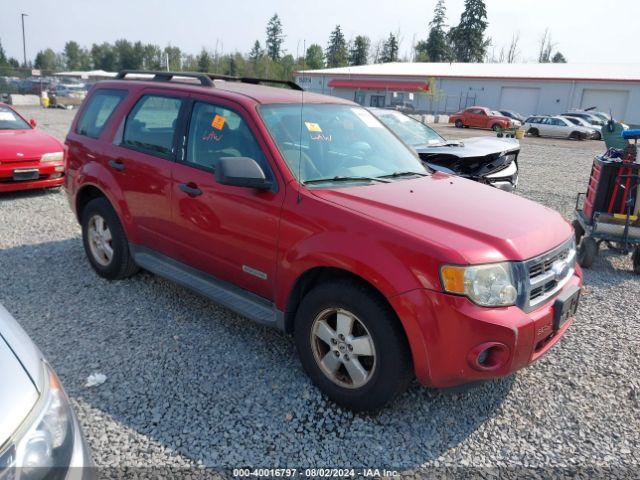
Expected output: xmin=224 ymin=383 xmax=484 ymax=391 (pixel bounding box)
xmin=524 ymin=238 xmax=576 ymax=309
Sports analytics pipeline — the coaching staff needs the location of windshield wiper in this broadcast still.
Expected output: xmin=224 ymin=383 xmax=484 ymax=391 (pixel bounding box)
xmin=303 ymin=176 xmax=391 ymax=185
xmin=377 ymin=171 xmax=428 ymax=179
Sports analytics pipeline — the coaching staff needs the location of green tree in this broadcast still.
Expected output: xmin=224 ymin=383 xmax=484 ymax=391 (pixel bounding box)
xmin=164 ymin=45 xmax=182 ymax=70
xmin=449 ymin=0 xmax=489 ymax=62
xmin=425 ymin=0 xmax=450 ymax=62
xmin=64 ymin=41 xmax=82 ymax=69
xmin=265 ymin=14 xmax=285 ymax=61
xmin=91 ymin=43 xmax=117 ymax=71
xmin=114 ymin=39 xmax=143 ymax=70
xmin=142 ymin=44 xmax=162 ymax=70
xmin=197 ymin=49 xmax=213 ymax=72
xmin=34 ymin=48 xmax=57 ymax=70
xmin=0 ymin=39 xmax=7 ymax=66
xmin=414 ymin=40 xmax=429 ymax=62
xmin=380 ymin=33 xmax=399 ymax=63
xmin=249 ymin=40 xmax=264 ymax=63
xmin=305 ymin=44 xmax=325 ymax=69
xmin=349 ymin=36 xmax=370 ymax=66
xmin=552 ymin=51 xmax=567 ymax=63
xmin=326 ymin=25 xmax=348 ymax=68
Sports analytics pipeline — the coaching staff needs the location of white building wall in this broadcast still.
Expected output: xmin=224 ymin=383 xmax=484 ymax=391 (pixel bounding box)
xmin=296 ymin=73 xmax=640 ymax=126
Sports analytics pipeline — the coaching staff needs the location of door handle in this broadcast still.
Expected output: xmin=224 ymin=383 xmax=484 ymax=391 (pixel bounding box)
xmin=108 ymin=159 xmax=125 ymax=171
xmin=179 ymin=182 xmax=203 ymax=197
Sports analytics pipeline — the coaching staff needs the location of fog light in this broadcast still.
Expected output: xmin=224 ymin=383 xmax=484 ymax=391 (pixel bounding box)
xmin=467 ymin=342 xmax=509 ymax=371
xmin=51 ymin=173 xmax=62 ymax=179
xmin=54 ymin=166 xmax=64 ymax=172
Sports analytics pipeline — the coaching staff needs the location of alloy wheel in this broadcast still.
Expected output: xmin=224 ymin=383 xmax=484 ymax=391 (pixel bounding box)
xmin=87 ymin=214 xmax=114 ymax=266
xmin=310 ymin=308 xmax=376 ymax=389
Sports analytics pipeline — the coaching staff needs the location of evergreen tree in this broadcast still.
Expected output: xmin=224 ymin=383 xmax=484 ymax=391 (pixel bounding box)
xmin=325 ymin=25 xmax=348 ymax=68
xmin=265 ymin=14 xmax=285 ymax=61
xmin=197 ymin=49 xmax=213 ymax=72
xmin=425 ymin=0 xmax=450 ymax=62
xmin=142 ymin=44 xmax=163 ymax=70
xmin=305 ymin=44 xmax=325 ymax=69
xmin=349 ymin=36 xmax=370 ymax=66
xmin=449 ymin=0 xmax=489 ymax=62
xmin=552 ymin=52 xmax=567 ymax=63
xmin=249 ymin=40 xmax=264 ymax=64
xmin=380 ymin=33 xmax=399 ymax=63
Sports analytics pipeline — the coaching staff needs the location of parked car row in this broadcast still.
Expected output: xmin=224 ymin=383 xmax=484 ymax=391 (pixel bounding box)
xmin=448 ymin=105 xmax=617 ymax=141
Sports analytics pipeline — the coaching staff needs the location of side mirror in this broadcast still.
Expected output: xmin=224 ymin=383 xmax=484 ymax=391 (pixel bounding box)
xmin=29 ymin=119 xmax=37 ymax=128
xmin=216 ymin=157 xmax=274 ymax=191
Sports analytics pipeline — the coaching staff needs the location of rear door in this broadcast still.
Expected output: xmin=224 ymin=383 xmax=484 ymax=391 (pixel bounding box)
xmin=104 ymin=91 xmax=185 ymax=255
xmin=169 ymin=96 xmax=285 ymax=299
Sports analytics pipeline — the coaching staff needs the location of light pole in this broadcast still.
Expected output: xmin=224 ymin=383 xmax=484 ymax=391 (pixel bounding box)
xmin=21 ymin=13 xmax=28 ymax=68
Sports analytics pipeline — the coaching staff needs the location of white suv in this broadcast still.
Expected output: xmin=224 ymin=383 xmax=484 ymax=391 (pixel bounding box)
xmin=524 ymin=115 xmax=596 ymax=140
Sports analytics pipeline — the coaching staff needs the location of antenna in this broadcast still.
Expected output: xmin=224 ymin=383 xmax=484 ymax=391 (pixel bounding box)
xmin=297 ymin=39 xmax=306 ymax=203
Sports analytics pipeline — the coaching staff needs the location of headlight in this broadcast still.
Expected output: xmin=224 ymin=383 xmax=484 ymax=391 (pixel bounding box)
xmin=40 ymin=152 xmax=63 ymax=163
xmin=5 ymin=362 xmax=75 ymax=478
xmin=441 ymin=262 xmax=518 ymax=307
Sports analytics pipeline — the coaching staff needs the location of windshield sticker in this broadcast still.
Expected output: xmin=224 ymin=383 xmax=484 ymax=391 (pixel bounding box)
xmin=0 ymin=112 xmax=15 ymax=121
xmin=211 ymin=115 xmax=226 ymax=130
xmin=351 ymin=108 xmax=382 ymax=128
xmin=305 ymin=122 xmax=322 ymax=133
xmin=310 ymin=133 xmax=332 ymax=142
xmin=202 ymin=131 xmax=223 ymax=142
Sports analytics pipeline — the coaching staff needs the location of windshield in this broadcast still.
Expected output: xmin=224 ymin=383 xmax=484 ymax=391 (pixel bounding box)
xmin=371 ymin=110 xmax=445 ymax=147
xmin=259 ymin=104 xmax=427 ymax=185
xmin=0 ymin=106 xmax=31 ymax=130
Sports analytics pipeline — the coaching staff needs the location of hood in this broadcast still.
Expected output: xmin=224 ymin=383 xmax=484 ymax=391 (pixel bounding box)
xmin=0 ymin=128 xmax=63 ymax=162
xmin=311 ymin=174 xmax=572 ymax=264
xmin=0 ymin=305 xmax=40 ymax=444
xmin=415 ymin=137 xmax=520 ymax=159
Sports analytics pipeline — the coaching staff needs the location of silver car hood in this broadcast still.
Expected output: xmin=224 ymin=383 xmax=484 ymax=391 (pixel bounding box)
xmin=415 ymin=136 xmax=520 ymax=158
xmin=0 ymin=304 xmax=42 ymax=445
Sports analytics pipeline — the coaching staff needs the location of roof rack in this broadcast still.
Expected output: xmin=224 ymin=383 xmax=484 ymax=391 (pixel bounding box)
xmin=114 ymin=70 xmax=303 ymax=91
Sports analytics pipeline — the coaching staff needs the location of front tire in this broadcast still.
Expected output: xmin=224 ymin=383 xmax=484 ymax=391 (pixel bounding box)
xmin=81 ymin=197 xmax=139 ymax=280
xmin=454 ymin=119 xmax=463 ymax=128
xmin=491 ymin=123 xmax=501 ymax=132
xmin=294 ymin=280 xmax=412 ymax=411
xmin=528 ymin=128 xmax=539 ymax=137
xmin=633 ymin=247 xmax=640 ymax=275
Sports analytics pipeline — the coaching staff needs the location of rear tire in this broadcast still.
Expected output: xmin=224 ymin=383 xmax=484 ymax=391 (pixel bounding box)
xmin=578 ymin=236 xmax=598 ymax=268
xmin=81 ymin=197 xmax=139 ymax=280
xmin=454 ymin=119 xmax=463 ymax=128
xmin=294 ymin=280 xmax=412 ymax=411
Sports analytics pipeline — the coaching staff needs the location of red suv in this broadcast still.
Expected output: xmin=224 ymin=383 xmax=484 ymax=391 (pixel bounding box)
xmin=65 ymin=71 xmax=582 ymax=411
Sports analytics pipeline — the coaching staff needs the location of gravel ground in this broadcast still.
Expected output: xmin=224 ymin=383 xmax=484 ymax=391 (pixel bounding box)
xmin=1 ymin=107 xmax=638 ymax=476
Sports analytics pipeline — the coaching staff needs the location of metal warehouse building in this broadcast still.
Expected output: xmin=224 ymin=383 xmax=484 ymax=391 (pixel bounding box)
xmin=295 ymin=63 xmax=640 ymax=126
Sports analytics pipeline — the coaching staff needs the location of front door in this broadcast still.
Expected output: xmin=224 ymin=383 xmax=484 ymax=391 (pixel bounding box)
xmin=169 ymin=97 xmax=284 ymax=300
xmin=106 ymin=91 xmax=185 ymax=256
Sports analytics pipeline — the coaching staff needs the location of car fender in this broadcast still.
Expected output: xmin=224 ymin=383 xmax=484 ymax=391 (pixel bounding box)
xmin=277 ymin=232 xmax=435 ymax=380
xmin=75 ymin=162 xmax=139 ymax=243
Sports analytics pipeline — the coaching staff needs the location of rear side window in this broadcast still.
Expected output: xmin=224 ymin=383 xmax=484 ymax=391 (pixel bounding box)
xmin=76 ymin=89 xmax=127 ymax=138
xmin=122 ymin=95 xmax=182 ymax=159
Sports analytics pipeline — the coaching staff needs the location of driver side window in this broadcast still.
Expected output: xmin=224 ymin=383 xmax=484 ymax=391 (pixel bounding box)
xmin=185 ymin=101 xmax=270 ymax=177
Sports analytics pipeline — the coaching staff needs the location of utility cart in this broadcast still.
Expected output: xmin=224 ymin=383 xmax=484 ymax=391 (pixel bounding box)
xmin=573 ymin=130 xmax=640 ymax=273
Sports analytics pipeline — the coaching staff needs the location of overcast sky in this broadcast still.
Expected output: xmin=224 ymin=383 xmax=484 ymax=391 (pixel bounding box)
xmin=2 ymin=0 xmax=639 ymax=65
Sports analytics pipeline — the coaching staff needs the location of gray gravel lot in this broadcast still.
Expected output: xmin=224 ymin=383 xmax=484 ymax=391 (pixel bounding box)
xmin=1 ymin=107 xmax=639 ymax=474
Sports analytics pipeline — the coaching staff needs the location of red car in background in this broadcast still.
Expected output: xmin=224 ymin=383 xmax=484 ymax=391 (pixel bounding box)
xmin=449 ymin=106 xmax=518 ymax=131
xmin=0 ymin=103 xmax=65 ymax=193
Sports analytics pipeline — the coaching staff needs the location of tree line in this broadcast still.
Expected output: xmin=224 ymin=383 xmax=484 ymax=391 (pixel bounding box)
xmin=0 ymin=0 xmax=566 ymax=81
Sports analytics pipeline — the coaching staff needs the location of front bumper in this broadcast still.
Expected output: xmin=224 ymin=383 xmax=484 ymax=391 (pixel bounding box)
xmin=483 ymin=160 xmax=519 ymax=192
xmin=0 ymin=161 xmax=65 ymax=193
xmin=390 ymin=273 xmax=582 ymax=388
